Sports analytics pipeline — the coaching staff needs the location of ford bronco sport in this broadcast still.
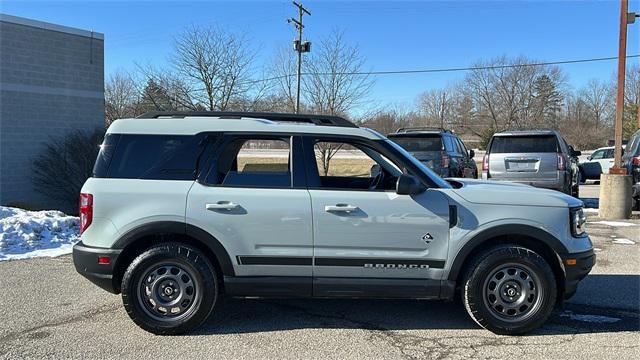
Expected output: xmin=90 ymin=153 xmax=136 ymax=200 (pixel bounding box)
xmin=73 ymin=112 xmax=594 ymax=335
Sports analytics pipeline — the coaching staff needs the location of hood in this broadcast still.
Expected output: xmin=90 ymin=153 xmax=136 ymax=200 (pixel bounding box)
xmin=446 ymin=178 xmax=583 ymax=208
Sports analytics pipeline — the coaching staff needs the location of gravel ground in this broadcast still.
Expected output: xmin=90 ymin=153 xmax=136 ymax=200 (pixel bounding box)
xmin=0 ymin=185 xmax=638 ymax=360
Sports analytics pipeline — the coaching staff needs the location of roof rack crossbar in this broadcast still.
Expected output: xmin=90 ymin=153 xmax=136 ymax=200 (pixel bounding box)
xmin=136 ymin=111 xmax=357 ymax=128
xmin=396 ymin=126 xmax=451 ymax=133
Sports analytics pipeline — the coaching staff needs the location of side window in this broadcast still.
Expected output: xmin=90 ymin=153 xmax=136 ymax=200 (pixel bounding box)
xmin=604 ymin=149 xmax=615 ymax=159
xmin=100 ymin=134 xmax=211 ymax=180
xmin=215 ymin=137 xmax=291 ymax=188
xmin=455 ymin=138 xmax=467 ymax=155
xmin=591 ymin=150 xmax=605 ymax=160
xmin=443 ymin=136 xmax=455 ymax=153
xmin=313 ymin=141 xmax=400 ymax=191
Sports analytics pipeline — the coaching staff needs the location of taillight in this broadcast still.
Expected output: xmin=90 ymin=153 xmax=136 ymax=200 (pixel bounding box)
xmin=441 ymin=152 xmax=450 ymax=168
xmin=79 ymin=193 xmax=93 ymax=235
xmin=632 ymin=156 xmax=640 ymax=166
xmin=557 ymin=154 xmax=566 ymax=171
xmin=482 ymin=154 xmax=489 ymax=171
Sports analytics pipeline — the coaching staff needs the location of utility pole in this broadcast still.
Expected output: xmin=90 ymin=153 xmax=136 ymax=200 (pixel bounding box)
xmin=601 ymin=0 xmax=636 ymax=220
xmin=288 ymin=1 xmax=311 ymax=114
xmin=612 ymin=0 xmax=629 ymax=172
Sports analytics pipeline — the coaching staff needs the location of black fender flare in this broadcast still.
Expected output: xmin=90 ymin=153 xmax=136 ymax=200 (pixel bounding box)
xmin=113 ymin=221 xmax=235 ymax=276
xmin=447 ymin=224 xmax=568 ymax=281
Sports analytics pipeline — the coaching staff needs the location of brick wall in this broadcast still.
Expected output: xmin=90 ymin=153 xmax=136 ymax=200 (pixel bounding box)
xmin=0 ymin=14 xmax=104 ymax=212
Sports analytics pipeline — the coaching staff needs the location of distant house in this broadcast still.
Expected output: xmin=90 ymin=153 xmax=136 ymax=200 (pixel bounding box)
xmin=0 ymin=14 xmax=104 ymax=211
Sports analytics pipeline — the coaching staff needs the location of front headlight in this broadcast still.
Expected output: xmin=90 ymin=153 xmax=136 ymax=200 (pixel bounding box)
xmin=570 ymin=207 xmax=587 ymax=237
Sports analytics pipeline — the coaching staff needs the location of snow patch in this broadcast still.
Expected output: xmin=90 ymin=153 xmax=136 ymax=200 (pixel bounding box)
xmin=560 ymin=311 xmax=621 ymax=323
xmin=588 ymin=221 xmax=638 ymax=227
xmin=0 ymin=206 xmax=79 ymax=261
xmin=612 ymin=238 xmax=636 ymax=245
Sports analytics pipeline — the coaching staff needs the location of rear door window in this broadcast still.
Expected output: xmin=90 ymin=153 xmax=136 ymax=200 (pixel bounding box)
xmin=212 ymin=137 xmax=292 ymax=188
xmin=490 ymin=135 xmax=559 ymax=153
xmin=389 ymin=136 xmax=443 ymax=152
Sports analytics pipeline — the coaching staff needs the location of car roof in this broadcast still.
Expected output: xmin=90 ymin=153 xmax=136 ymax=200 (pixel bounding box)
xmin=493 ymin=129 xmax=558 ymax=137
xmin=107 ymin=115 xmax=385 ymax=140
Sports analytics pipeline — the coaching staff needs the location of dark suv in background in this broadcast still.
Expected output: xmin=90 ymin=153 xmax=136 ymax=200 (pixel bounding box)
xmin=623 ymin=129 xmax=640 ymax=210
xmin=483 ymin=130 xmax=581 ymax=197
xmin=388 ymin=128 xmax=477 ymax=178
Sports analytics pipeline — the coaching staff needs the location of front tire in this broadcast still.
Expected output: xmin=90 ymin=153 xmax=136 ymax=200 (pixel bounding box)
xmin=461 ymin=246 xmax=557 ymax=335
xmin=121 ymin=243 xmax=218 ymax=335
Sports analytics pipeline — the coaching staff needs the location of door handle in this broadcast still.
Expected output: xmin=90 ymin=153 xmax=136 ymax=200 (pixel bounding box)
xmin=206 ymin=201 xmax=240 ymax=211
xmin=325 ymin=204 xmax=359 ymax=213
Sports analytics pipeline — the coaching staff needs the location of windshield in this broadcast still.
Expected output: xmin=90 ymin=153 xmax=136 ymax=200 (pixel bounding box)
xmin=385 ymin=139 xmax=452 ymax=188
xmin=388 ymin=136 xmax=443 ymax=152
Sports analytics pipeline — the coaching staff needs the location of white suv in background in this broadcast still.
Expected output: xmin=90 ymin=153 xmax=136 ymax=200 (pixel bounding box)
xmin=579 ymin=146 xmax=624 ymax=182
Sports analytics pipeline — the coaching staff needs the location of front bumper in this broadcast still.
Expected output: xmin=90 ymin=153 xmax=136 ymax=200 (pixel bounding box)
xmin=72 ymin=241 xmax=121 ymax=294
xmin=560 ymin=248 xmax=595 ymax=299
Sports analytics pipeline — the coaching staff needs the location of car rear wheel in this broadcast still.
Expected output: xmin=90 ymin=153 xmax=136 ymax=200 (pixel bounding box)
xmin=121 ymin=243 xmax=218 ymax=335
xmin=461 ymin=246 xmax=557 ymax=335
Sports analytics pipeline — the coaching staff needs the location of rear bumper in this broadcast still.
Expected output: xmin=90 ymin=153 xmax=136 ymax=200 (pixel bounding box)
xmin=72 ymin=242 xmax=121 ymax=294
xmin=560 ymin=248 xmax=595 ymax=299
xmin=486 ymin=178 xmax=564 ymax=190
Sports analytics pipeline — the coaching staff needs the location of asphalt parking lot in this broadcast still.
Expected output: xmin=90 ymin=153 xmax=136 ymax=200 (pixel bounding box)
xmin=0 ymin=185 xmax=638 ymax=360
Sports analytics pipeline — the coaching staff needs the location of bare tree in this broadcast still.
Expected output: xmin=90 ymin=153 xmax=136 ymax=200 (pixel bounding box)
xmin=136 ymin=64 xmax=200 ymax=112
xmin=303 ymin=30 xmax=374 ymax=175
xmin=105 ymin=70 xmax=139 ymax=125
xmin=268 ymin=46 xmax=298 ymax=112
xmin=581 ymin=79 xmax=614 ymax=129
xmin=171 ymin=25 xmax=256 ymax=111
xmin=465 ymin=56 xmax=564 ymax=131
xmin=419 ymin=88 xmax=454 ymax=128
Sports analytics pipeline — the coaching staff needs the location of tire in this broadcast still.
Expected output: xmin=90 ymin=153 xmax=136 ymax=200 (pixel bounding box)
xmin=461 ymin=246 xmax=557 ymax=335
xmin=579 ymin=169 xmax=586 ymax=184
xmin=121 ymin=242 xmax=218 ymax=335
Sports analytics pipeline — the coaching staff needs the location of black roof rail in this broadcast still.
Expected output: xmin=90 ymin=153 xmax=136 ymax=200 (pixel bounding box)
xmin=136 ymin=111 xmax=358 ymax=128
xmin=395 ymin=126 xmax=452 ymax=134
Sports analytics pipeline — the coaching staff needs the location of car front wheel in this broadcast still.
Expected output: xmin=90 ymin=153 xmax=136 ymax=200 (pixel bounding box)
xmin=462 ymin=246 xmax=557 ymax=335
xmin=121 ymin=242 xmax=218 ymax=335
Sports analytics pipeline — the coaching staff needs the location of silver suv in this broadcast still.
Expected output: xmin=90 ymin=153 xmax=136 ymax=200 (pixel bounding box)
xmin=482 ymin=130 xmax=581 ymax=197
xmin=73 ymin=112 xmax=594 ymax=335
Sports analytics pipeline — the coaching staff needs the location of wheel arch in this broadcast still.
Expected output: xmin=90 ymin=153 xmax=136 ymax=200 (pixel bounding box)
xmin=448 ymin=224 xmax=567 ymax=299
xmin=111 ymin=221 xmax=235 ymax=293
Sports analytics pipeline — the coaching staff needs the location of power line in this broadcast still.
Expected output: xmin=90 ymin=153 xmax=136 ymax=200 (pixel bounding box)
xmin=235 ymin=53 xmax=640 ymax=86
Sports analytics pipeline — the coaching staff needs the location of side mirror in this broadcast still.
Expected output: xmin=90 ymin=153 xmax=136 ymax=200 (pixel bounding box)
xmin=396 ymin=174 xmax=426 ymax=195
xmin=468 ymin=149 xmax=475 ymax=158
xmin=587 ymin=156 xmax=592 ymax=161
xmin=572 ymin=150 xmax=582 ymax=157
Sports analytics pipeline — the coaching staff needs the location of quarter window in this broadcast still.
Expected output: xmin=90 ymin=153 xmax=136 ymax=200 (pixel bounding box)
xmin=95 ymin=134 xmax=211 ymax=180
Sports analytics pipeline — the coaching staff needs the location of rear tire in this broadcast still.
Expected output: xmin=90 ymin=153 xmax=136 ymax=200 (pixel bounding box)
xmin=461 ymin=245 xmax=557 ymax=335
xmin=121 ymin=242 xmax=218 ymax=335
